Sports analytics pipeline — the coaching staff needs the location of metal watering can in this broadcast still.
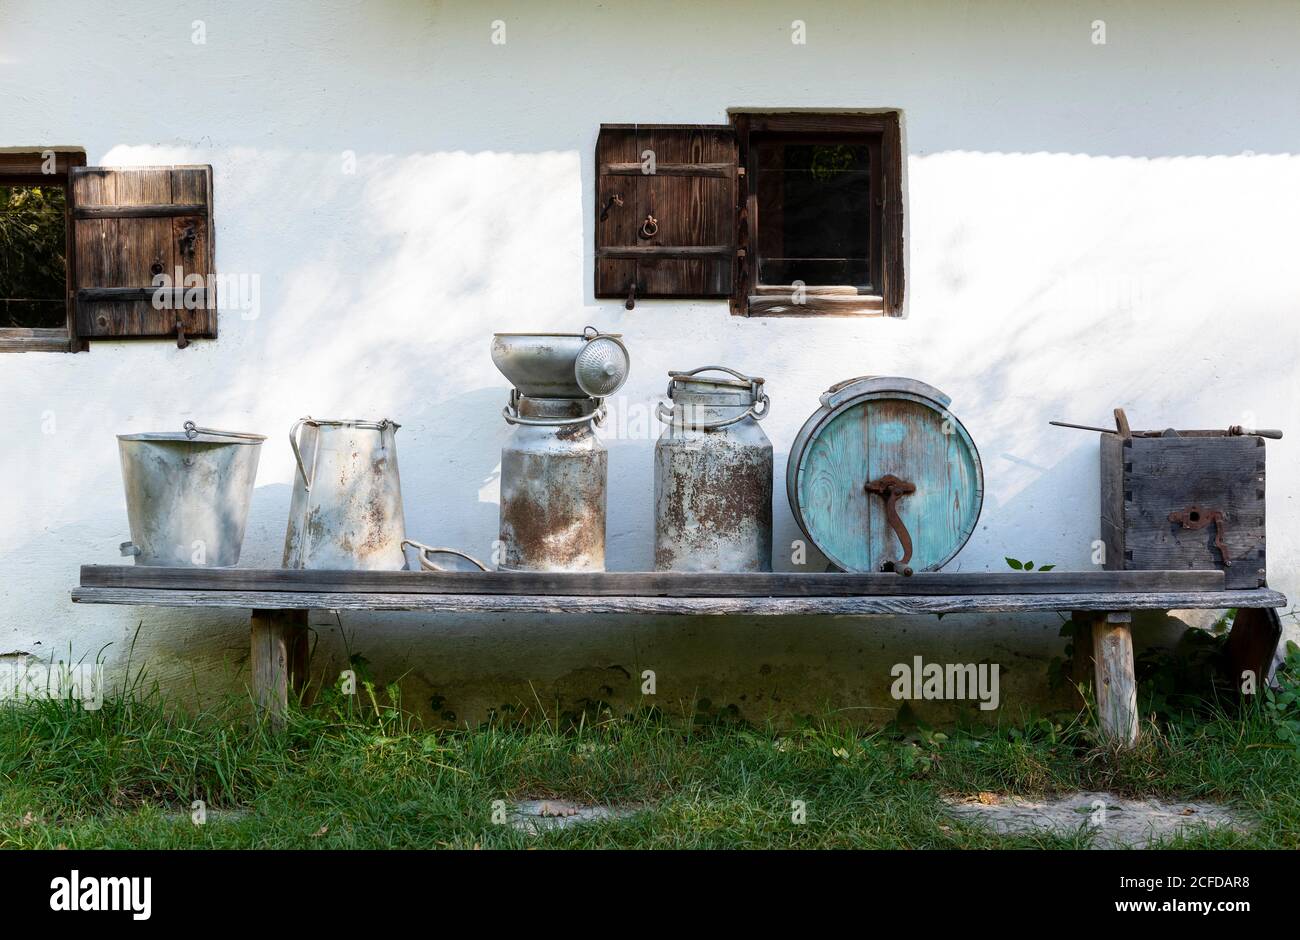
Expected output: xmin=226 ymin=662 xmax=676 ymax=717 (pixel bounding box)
xmin=282 ymin=417 xmax=490 ymax=573
xmin=283 ymin=417 xmax=409 ymax=570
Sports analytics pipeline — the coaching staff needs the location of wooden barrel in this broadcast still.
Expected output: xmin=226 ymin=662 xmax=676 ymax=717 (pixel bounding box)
xmin=786 ymin=376 xmax=983 ymax=573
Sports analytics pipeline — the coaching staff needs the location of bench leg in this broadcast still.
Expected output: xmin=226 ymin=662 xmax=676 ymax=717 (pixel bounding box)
xmin=1091 ymin=611 xmax=1138 ymax=746
xmin=251 ymin=609 xmax=309 ymax=728
xmin=1224 ymin=607 xmax=1283 ymax=692
xmin=1069 ymin=611 xmax=1096 ymax=706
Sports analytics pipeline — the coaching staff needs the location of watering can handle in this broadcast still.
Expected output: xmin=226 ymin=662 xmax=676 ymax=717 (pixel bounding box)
xmin=289 ymin=417 xmax=314 ymax=491
xmin=402 ymin=540 xmax=489 ymax=572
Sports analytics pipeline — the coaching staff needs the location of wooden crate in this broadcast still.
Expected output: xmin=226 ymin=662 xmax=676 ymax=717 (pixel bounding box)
xmin=1101 ymin=432 xmax=1267 ymax=589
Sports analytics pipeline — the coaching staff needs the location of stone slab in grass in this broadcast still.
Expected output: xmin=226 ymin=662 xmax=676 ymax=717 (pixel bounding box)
xmin=946 ymin=791 xmax=1247 ymax=848
xmin=509 ymin=800 xmax=639 ymax=835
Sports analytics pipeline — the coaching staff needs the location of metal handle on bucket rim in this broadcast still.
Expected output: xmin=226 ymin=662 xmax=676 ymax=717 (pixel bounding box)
xmin=502 ymin=400 xmax=607 ymax=428
xmin=183 ymin=420 xmax=265 ymax=442
xmin=658 ymin=366 xmax=770 ymax=429
xmin=402 ymin=539 xmax=489 ymax=572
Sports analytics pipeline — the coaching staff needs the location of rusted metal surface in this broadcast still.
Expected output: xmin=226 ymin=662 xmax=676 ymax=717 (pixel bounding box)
xmin=1168 ymin=506 xmax=1230 ymax=566
xmin=117 ymin=422 xmax=264 ymax=566
xmin=865 ymin=474 xmax=916 ymax=575
xmin=654 ymin=367 xmax=772 ymax=572
xmin=283 ymin=418 xmax=407 ymax=570
xmin=499 ymin=397 xmax=607 ymax=572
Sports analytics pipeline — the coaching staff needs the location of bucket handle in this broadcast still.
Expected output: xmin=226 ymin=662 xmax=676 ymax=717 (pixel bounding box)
xmin=183 ymin=420 xmax=265 ymax=441
xmin=289 ymin=417 xmax=318 ymax=491
xmin=402 ymin=539 xmax=489 ymax=572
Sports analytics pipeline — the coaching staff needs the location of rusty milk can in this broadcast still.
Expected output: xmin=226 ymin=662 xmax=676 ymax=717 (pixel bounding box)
xmin=499 ymin=393 xmax=608 ymax=571
xmin=283 ymin=417 xmax=407 ymax=570
xmin=654 ymin=366 xmax=773 ymax=572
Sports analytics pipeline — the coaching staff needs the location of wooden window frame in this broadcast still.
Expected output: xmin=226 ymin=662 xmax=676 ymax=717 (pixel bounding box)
xmin=0 ymin=149 xmax=87 ymax=352
xmin=730 ymin=112 xmax=904 ymax=318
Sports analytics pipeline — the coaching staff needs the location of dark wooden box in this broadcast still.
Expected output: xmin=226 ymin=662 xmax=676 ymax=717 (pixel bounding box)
xmin=1101 ymin=432 xmax=1266 ymax=589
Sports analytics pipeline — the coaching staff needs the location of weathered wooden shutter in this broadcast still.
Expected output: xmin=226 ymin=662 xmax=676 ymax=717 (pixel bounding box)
xmin=70 ymin=166 xmax=215 ymax=345
xmin=595 ymin=125 xmax=737 ymax=305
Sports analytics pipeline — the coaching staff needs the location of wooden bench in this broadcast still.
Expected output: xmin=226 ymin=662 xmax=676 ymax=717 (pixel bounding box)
xmin=73 ymin=566 xmax=1287 ymax=745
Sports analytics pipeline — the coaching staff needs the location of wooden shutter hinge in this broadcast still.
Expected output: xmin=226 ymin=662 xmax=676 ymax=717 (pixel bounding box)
xmin=175 ymin=317 xmax=190 ymax=349
xmin=625 ymin=282 xmax=636 ymax=310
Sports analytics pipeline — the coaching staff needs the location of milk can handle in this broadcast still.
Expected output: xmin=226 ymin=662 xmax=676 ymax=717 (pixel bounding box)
xmin=289 ymin=417 xmax=315 ymax=491
xmin=655 ymin=397 xmax=769 ymax=430
xmin=502 ymin=401 xmax=607 ymax=428
xmin=667 ymin=365 xmax=757 ymax=387
xmin=402 ymin=539 xmax=489 ymax=572
xmin=658 ymin=366 xmax=770 ymax=429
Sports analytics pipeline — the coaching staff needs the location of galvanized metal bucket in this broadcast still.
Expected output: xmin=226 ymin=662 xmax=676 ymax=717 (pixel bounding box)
xmin=117 ymin=421 xmax=265 ymax=567
xmin=498 ymin=394 xmax=607 ymax=572
xmin=654 ymin=367 xmax=773 ymax=571
xmin=283 ymin=417 xmax=407 ymax=570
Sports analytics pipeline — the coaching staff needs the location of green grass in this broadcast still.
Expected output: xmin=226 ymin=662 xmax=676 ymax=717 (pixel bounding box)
xmin=2 ymin=671 xmax=1298 ymax=849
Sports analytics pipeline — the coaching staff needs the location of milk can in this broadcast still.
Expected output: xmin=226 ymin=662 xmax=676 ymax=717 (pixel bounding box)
xmin=498 ymin=394 xmax=607 ymax=572
xmin=283 ymin=417 xmax=408 ymax=570
xmin=654 ymin=367 xmax=773 ymax=572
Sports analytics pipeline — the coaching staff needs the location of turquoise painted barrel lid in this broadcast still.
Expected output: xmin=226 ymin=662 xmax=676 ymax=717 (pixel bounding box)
xmin=786 ymin=376 xmax=983 ymax=573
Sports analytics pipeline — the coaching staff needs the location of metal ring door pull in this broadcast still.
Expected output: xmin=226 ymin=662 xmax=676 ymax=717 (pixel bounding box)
xmin=639 ymin=214 xmax=658 ymax=239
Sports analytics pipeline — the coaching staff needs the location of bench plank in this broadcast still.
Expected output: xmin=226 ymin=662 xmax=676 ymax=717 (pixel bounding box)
xmin=70 ymin=587 xmax=1286 ymax=615
xmin=78 ymin=566 xmax=1229 ymax=597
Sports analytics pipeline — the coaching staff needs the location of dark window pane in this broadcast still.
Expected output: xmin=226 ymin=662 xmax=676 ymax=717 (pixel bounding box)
xmin=755 ymin=142 xmax=871 ymax=289
xmin=0 ymin=184 xmax=67 ymax=328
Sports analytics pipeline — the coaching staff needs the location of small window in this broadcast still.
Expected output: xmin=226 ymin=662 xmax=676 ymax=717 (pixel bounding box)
xmin=0 ymin=150 xmax=85 ymax=351
xmin=732 ymin=112 xmax=904 ymax=317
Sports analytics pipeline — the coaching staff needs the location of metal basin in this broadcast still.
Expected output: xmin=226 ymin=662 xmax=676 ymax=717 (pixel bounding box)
xmin=492 ymin=331 xmax=623 ymax=399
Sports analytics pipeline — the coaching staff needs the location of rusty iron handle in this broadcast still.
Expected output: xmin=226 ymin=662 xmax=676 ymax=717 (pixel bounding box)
xmin=638 ymin=214 xmax=658 ymax=238
xmin=1168 ymin=505 xmax=1231 ymax=566
xmin=865 ymin=474 xmax=917 ymax=575
xmin=599 ymin=192 xmax=624 ymax=221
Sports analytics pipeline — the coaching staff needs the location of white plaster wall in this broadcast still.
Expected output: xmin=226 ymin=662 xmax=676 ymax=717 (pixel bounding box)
xmin=1 ymin=0 xmax=1297 ymax=723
